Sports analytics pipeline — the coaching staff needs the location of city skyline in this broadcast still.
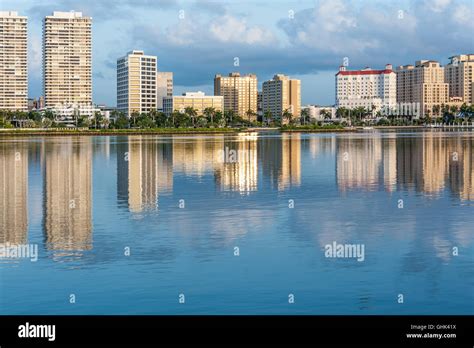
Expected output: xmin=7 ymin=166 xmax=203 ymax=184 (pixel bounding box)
xmin=2 ymin=0 xmax=473 ymax=106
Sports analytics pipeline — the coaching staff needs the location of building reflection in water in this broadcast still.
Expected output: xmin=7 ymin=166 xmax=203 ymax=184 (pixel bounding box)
xmin=215 ymin=133 xmax=258 ymax=193
xmin=382 ymin=134 xmax=397 ymax=192
xmin=171 ymin=133 xmax=259 ymax=193
xmin=279 ymin=133 xmax=301 ymax=190
xmin=396 ymin=136 xmax=424 ymax=192
xmin=117 ymin=136 xmax=173 ymax=213
xmin=43 ymin=138 xmax=92 ymax=254
xmin=336 ymin=135 xmax=382 ymax=192
xmin=308 ymin=135 xmax=336 ymax=159
xmin=0 ymin=142 xmax=28 ymax=245
xmin=445 ymin=135 xmax=474 ymax=201
xmin=172 ymin=135 xmax=224 ymax=177
xmin=258 ymin=133 xmax=302 ymax=191
xmin=422 ymin=133 xmax=447 ymax=194
xmin=336 ymin=132 xmax=473 ymax=200
xmin=93 ymin=136 xmax=110 ymax=160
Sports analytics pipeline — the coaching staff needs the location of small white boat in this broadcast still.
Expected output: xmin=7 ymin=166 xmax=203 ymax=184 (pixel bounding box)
xmin=362 ymin=126 xmax=374 ymax=130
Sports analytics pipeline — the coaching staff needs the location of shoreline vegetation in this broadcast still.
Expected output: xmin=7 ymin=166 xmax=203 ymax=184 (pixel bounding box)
xmin=0 ymin=126 xmax=350 ymax=136
xmin=0 ymin=127 xmax=243 ymax=136
xmin=1 ymin=104 xmax=473 ymax=137
xmin=1 ymin=124 xmax=472 ymax=136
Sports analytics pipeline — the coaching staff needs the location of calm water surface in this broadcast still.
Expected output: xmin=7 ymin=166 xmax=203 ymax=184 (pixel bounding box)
xmin=1 ymin=130 xmax=473 ymax=314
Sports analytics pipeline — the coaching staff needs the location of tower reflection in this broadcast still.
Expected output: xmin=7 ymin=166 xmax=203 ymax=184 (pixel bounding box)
xmin=43 ymin=138 xmax=92 ymax=254
xmin=117 ymin=136 xmax=173 ymax=213
xmin=335 ymin=132 xmax=473 ymax=200
xmin=0 ymin=142 xmax=28 ymax=245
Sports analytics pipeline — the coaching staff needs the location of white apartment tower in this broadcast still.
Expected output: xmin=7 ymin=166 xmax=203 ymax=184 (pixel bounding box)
xmin=43 ymin=11 xmax=92 ymax=108
xmin=0 ymin=11 xmax=28 ymax=111
xmin=117 ymin=50 xmax=157 ymax=116
xmin=336 ymin=64 xmax=396 ymax=114
xmin=156 ymin=71 xmax=173 ymax=111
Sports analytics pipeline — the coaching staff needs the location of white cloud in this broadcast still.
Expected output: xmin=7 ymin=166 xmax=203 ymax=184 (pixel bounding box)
xmin=165 ymin=20 xmax=200 ymax=46
xmin=147 ymin=13 xmax=278 ymax=48
xmin=452 ymin=4 xmax=474 ymax=25
xmin=425 ymin=0 xmax=452 ymax=12
xmin=317 ymin=0 xmax=357 ymax=33
xmin=209 ymin=15 xmax=276 ymax=45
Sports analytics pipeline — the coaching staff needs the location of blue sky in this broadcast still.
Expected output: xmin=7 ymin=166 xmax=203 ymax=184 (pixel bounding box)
xmin=3 ymin=0 xmax=474 ymax=106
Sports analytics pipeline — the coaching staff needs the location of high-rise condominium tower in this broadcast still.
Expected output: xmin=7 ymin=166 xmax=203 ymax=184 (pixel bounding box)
xmin=0 ymin=11 xmax=27 ymax=111
xmin=396 ymin=60 xmax=449 ymax=117
xmin=43 ymin=11 xmax=92 ymax=108
xmin=214 ymin=72 xmax=258 ymax=118
xmin=262 ymin=74 xmax=301 ymax=121
xmin=117 ymin=50 xmax=157 ymax=116
xmin=445 ymin=54 xmax=474 ymax=104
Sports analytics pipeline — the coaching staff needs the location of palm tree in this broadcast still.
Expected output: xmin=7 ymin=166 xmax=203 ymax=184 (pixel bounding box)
xmin=450 ymin=105 xmax=459 ymax=116
xmin=425 ymin=109 xmax=431 ymax=122
xmin=100 ymin=117 xmax=110 ymax=129
xmin=246 ymin=109 xmax=256 ymax=123
xmin=263 ymin=111 xmax=272 ymax=126
xmin=336 ymin=107 xmax=349 ymax=119
xmin=281 ymin=109 xmax=292 ymax=126
xmin=300 ymin=109 xmax=309 ymax=126
xmin=321 ymin=109 xmax=332 ymax=121
xmin=203 ymin=107 xmax=216 ymax=125
xmin=44 ymin=110 xmax=55 ymax=121
xmin=171 ymin=110 xmax=183 ymax=127
xmin=441 ymin=103 xmax=449 ymax=116
xmin=225 ymin=110 xmax=236 ymax=127
xmin=130 ymin=111 xmax=140 ymax=127
xmin=185 ymin=107 xmax=198 ymax=127
xmin=214 ymin=110 xmax=224 ymax=127
xmin=93 ymin=111 xmax=103 ymax=129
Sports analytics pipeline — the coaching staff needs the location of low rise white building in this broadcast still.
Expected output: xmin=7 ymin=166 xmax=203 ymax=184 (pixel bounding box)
xmin=44 ymin=103 xmax=101 ymax=125
xmin=302 ymin=105 xmax=337 ymax=120
xmin=336 ymin=64 xmax=396 ymax=115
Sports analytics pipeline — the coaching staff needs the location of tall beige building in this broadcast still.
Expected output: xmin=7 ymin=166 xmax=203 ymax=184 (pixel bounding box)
xmin=396 ymin=60 xmax=449 ymax=117
xmin=445 ymin=54 xmax=474 ymax=104
xmin=117 ymin=50 xmax=157 ymax=116
xmin=214 ymin=72 xmax=257 ymax=119
xmin=262 ymin=74 xmax=301 ymax=121
xmin=43 ymin=11 xmax=92 ymax=108
xmin=156 ymin=71 xmax=173 ymax=111
xmin=0 ymin=11 xmax=27 ymax=111
xmin=472 ymin=81 xmax=474 ymax=103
